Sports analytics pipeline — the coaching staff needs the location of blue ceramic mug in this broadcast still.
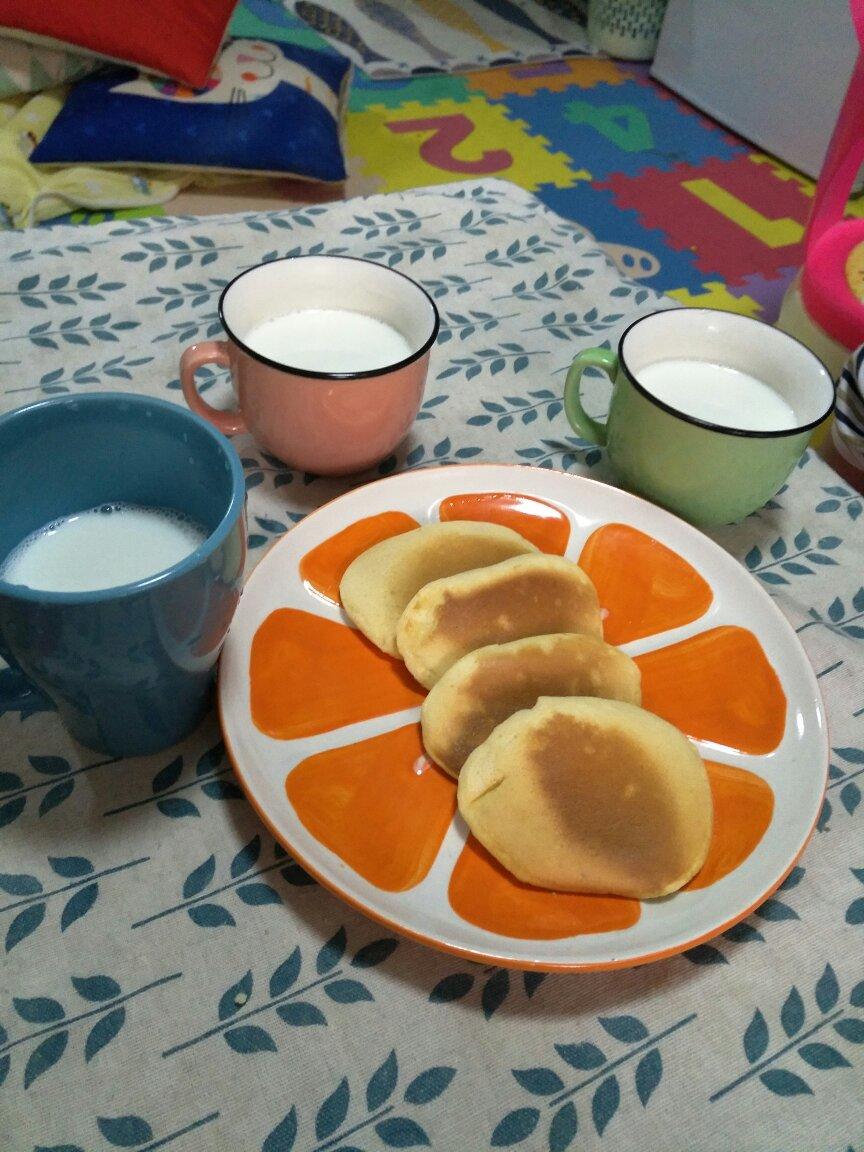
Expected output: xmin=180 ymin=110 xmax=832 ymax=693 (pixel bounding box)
xmin=0 ymin=393 xmax=246 ymax=757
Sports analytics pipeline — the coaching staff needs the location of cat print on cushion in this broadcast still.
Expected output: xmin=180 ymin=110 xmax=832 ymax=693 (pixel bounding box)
xmin=111 ymin=40 xmax=340 ymax=117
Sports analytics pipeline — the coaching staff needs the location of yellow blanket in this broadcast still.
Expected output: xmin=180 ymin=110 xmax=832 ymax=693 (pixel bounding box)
xmin=0 ymin=88 xmax=182 ymax=228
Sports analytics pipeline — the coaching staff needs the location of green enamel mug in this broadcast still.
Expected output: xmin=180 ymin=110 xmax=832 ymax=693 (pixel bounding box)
xmin=564 ymin=309 xmax=835 ymax=525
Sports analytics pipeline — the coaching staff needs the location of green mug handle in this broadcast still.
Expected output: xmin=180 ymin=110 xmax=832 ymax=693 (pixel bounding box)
xmin=563 ymin=347 xmax=619 ymax=447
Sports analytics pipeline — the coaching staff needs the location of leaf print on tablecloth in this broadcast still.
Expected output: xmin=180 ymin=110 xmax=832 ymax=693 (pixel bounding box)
xmin=429 ymin=969 xmax=545 ymax=1016
xmin=39 ymin=779 xmax=74 ymax=816
xmin=420 ymin=274 xmax=484 ymax=299
xmin=469 ymin=235 xmax=560 ymax=268
xmin=152 ymin=314 xmax=223 ymax=345
xmin=362 ymin=237 xmax=450 ymax=268
xmin=492 ymin=1010 xmax=694 ymax=1146
xmin=815 ymin=483 xmax=863 ymax=521
xmin=820 ymin=746 xmax=864 ymax=829
xmin=4 ymin=272 xmax=125 ymax=310
xmin=248 ymin=512 xmax=301 ymax=550
xmin=84 ymin=1009 xmax=126 ymax=1063
xmin=711 ymin=963 xmax=864 ymax=1101
xmin=98 ymin=1115 xmax=154 ymax=1146
xmin=137 ymin=279 xmax=228 ymax=312
xmin=634 ymin=1049 xmax=662 ymax=1106
xmin=515 ymin=437 xmax=603 ymax=471
xmin=414 ymin=394 xmax=450 ymax=421
xmin=324 ymin=979 xmax=374 ymax=1004
xmin=120 ymin=235 xmax=241 ymax=272
xmin=25 ymin=1031 xmax=69 ymax=1089
xmin=743 ymin=532 xmax=843 ymax=586
xmin=467 ymin=390 xmax=563 ymax=429
xmin=493 ymin=265 xmax=592 ymax=303
xmin=2 ymin=852 xmax=147 ymax=951
xmin=1 ymin=970 xmax=180 ymax=1090
xmin=183 ymin=856 xmax=216 ymax=899
xmin=797 ymin=588 xmax=864 ymax=642
xmin=378 ymin=438 xmax=483 ymax=477
xmin=242 ymin=205 xmax=328 ymax=234
xmin=269 ymin=949 xmax=302 ymax=999
xmin=523 ymin=307 xmax=624 ymax=341
xmin=436 ymin=343 xmax=547 ymax=382
xmin=261 ymin=1049 xmax=455 ymax=1151
xmin=2 ymin=355 xmax=153 ymax=399
xmin=262 ymin=1106 xmax=296 ymax=1152
xmin=491 ymin=1107 xmax=540 ymax=1146
xmin=9 ymin=237 xmax=94 ymax=262
xmin=317 ymin=926 xmax=347 ymax=973
xmin=36 ymin=1107 xmax=220 ymax=1151
xmin=847 ymin=867 xmax=864 ymax=926
xmin=437 ymin=309 xmax=513 ymax=345
xmin=131 ymin=835 xmax=315 ymax=931
xmin=448 ymin=207 xmax=508 ymax=236
xmin=225 ymin=1025 xmax=278 ymax=1054
xmin=753 ymin=865 xmax=804 ymax=924
xmin=591 ymin=1075 xmax=620 ymax=1136
xmin=317 ymin=1077 xmax=350 ymax=1139
xmin=512 ymin=1067 xmax=565 ymax=1095
xmin=684 ymin=869 xmax=804 ymax=962
xmin=341 ymin=207 xmax=431 ymax=241
xmin=231 ymin=835 xmax=262 ymax=877
xmin=164 ymin=931 xmax=394 ymax=1060
xmin=104 ymin=743 xmax=243 ymax=820
xmin=5 ymin=314 xmax=140 ymax=351
xmin=0 ymin=872 xmax=42 ymax=896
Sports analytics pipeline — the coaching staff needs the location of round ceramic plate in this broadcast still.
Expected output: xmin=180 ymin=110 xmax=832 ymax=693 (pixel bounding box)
xmin=218 ymin=465 xmax=827 ymax=970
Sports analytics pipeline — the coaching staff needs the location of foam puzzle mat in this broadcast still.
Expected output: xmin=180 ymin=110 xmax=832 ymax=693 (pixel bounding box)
xmin=43 ymin=0 xmax=847 ymax=326
xmin=346 ymin=57 xmax=821 ymax=323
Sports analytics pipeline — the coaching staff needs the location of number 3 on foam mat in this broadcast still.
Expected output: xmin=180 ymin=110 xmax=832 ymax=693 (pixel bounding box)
xmin=386 ymin=114 xmax=512 ymax=175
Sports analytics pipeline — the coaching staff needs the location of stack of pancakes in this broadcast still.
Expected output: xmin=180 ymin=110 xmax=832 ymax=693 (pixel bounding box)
xmin=340 ymin=521 xmax=712 ymax=900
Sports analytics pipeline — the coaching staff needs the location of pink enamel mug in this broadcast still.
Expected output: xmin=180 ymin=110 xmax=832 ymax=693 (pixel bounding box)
xmin=180 ymin=255 xmax=439 ymax=475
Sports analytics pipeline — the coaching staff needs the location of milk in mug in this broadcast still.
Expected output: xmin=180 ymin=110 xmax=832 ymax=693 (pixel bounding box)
xmin=244 ymin=309 xmax=412 ymax=374
xmin=638 ymin=359 xmax=797 ymax=432
xmin=0 ymin=503 xmax=208 ymax=593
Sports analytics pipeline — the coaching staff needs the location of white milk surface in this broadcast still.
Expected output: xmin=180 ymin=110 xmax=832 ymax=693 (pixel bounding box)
xmin=0 ymin=504 xmax=207 ymax=593
xmin=244 ymin=309 xmax=412 ymax=373
xmin=637 ymin=359 xmax=798 ymax=431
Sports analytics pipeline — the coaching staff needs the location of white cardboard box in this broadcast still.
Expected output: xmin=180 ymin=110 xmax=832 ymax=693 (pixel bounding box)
xmin=651 ymin=0 xmax=856 ymax=180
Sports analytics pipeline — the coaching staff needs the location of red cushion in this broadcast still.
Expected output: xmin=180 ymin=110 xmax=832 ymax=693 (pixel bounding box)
xmin=0 ymin=0 xmax=237 ymax=88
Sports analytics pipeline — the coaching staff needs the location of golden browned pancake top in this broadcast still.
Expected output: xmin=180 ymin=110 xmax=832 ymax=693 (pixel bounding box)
xmin=339 ymin=521 xmax=537 ymax=656
xmin=457 ymin=696 xmax=712 ymax=898
xmin=397 ymin=553 xmax=602 ymax=687
xmin=420 ymin=633 xmax=640 ymax=777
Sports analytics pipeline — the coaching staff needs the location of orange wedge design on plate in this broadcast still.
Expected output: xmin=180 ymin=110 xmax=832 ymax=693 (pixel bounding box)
xmin=300 ymin=510 xmax=419 ymax=605
xmin=687 ymin=762 xmax=775 ymax=890
xmin=579 ymin=522 xmax=713 ymax=644
xmin=448 ymin=838 xmax=641 ymax=939
xmin=286 ymin=724 xmax=456 ymax=892
xmin=636 ymin=626 xmax=787 ymax=754
xmin=438 ymin=491 xmax=570 ymax=554
xmin=250 ymin=608 xmax=425 ymax=740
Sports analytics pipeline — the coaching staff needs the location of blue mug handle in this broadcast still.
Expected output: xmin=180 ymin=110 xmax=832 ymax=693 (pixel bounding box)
xmin=0 ymin=629 xmax=52 ymax=714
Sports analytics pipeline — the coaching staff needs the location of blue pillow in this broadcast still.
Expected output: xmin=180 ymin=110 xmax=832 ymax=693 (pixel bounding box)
xmin=32 ymin=38 xmax=350 ymax=182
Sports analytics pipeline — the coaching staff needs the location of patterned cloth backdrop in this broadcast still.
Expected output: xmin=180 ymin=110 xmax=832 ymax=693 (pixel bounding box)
xmin=0 ymin=180 xmax=862 ymax=1152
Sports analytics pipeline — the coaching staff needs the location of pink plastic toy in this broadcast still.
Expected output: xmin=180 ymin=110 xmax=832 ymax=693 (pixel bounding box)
xmin=798 ymin=0 xmax=864 ymax=356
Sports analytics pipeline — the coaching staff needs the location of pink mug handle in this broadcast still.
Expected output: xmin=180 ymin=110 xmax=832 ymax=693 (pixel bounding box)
xmin=180 ymin=341 xmax=248 ymax=436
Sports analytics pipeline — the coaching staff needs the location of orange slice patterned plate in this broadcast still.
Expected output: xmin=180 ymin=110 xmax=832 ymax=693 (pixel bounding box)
xmin=218 ymin=466 xmax=828 ymax=970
